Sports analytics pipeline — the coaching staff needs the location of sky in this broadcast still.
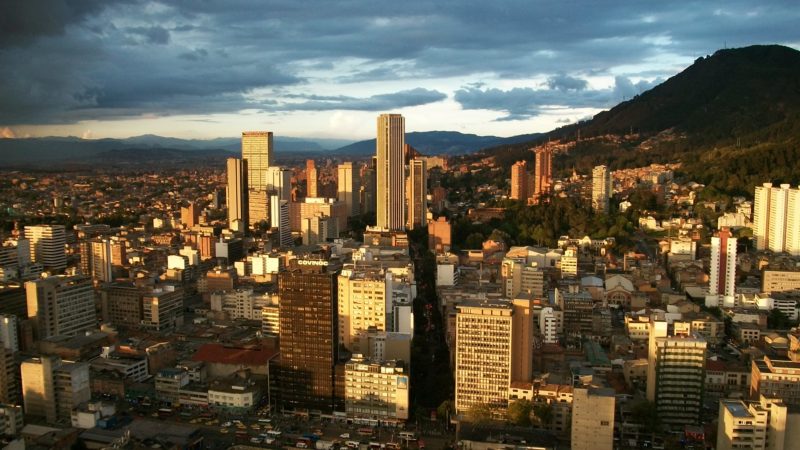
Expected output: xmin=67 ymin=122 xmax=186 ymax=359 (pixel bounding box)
xmin=1 ymin=0 xmax=798 ymax=141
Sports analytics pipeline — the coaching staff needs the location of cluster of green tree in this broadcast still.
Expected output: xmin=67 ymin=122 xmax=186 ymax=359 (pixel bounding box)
xmin=451 ymin=197 xmax=637 ymax=252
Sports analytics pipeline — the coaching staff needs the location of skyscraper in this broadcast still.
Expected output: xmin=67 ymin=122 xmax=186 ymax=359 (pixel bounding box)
xmin=753 ymin=183 xmax=800 ymax=255
xmin=376 ymin=114 xmax=405 ymax=231
xmin=226 ymin=158 xmax=248 ymax=231
xmin=180 ymin=202 xmax=199 ymax=228
xmin=278 ymin=257 xmax=340 ymax=412
xmin=241 ymin=131 xmax=273 ymax=190
xmin=709 ymin=228 xmax=737 ymax=298
xmin=338 ymin=267 xmax=388 ymax=353
xmin=89 ymin=238 xmax=113 ymax=283
xmin=592 ymin=165 xmax=612 ymax=213
xmin=533 ymin=146 xmax=553 ymax=202
xmin=455 ymin=300 xmax=513 ymax=416
xmin=406 ymin=158 xmax=427 ymax=229
xmin=646 ymin=318 xmax=707 ymax=426
xmin=25 ymin=276 xmax=95 ymax=339
xmin=21 ymin=355 xmax=90 ymax=423
xmin=24 ymin=225 xmax=66 ymax=271
xmin=337 ymin=162 xmax=360 ymax=217
xmin=306 ymin=160 xmax=319 ymax=198
xmin=510 ymin=160 xmax=528 ymax=201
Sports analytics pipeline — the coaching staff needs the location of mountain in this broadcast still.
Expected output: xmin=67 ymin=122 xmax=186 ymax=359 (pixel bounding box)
xmin=0 ymin=134 xmax=355 ymax=166
xmin=477 ymin=45 xmax=800 ymax=196
xmin=333 ymin=131 xmax=543 ymax=156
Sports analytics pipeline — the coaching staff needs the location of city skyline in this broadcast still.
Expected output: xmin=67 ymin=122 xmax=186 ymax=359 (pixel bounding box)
xmin=0 ymin=1 xmax=798 ymax=141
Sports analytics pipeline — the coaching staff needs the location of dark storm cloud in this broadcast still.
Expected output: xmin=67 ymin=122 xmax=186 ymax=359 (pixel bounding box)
xmin=0 ymin=0 xmax=798 ymax=125
xmin=276 ymin=88 xmax=447 ymax=111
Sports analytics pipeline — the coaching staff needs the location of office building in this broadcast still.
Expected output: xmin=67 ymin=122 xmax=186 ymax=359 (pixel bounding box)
xmin=455 ymin=300 xmax=513 ymax=416
xmin=571 ymin=387 xmax=615 ymax=450
xmin=0 ymin=314 xmax=18 ymax=352
xmin=511 ymin=297 xmax=534 ymax=383
xmin=539 ymin=307 xmax=561 ymax=344
xmin=24 ymin=225 xmax=66 ymax=271
xmin=180 ymin=202 xmax=199 ymax=228
xmin=274 ymin=197 xmax=293 ymax=248
xmin=750 ymin=356 xmax=800 ymax=407
xmin=267 ymin=166 xmax=292 ymax=205
xmin=753 ymin=183 xmax=800 ymax=255
xmin=510 ymin=161 xmax=528 ymax=201
xmin=337 ymin=162 xmax=360 ymax=217
xmin=361 ymin=159 xmax=377 ymax=215
xmin=0 ymin=348 xmax=20 ymax=405
xmin=532 ymin=146 xmax=553 ymax=203
xmin=376 ymin=114 xmax=406 ymax=231
xmin=646 ymin=318 xmax=707 ymax=425
xmin=762 ymin=269 xmax=800 ymax=294
xmin=0 ymin=404 xmax=23 ymax=436
xmin=241 ymin=131 xmax=273 ymax=189
xmin=141 ymin=285 xmax=184 ymax=332
xmin=344 ymin=355 xmax=409 ymax=424
xmin=301 ymin=214 xmax=335 ymax=246
xmin=709 ymin=228 xmax=737 ymax=298
xmin=99 ymin=283 xmax=142 ymax=328
xmin=292 ymin=197 xmax=347 ymax=235
xmin=592 ymin=165 xmax=612 ymax=213
xmin=338 ymin=267 xmax=388 ymax=353
xmin=306 ymin=160 xmax=319 ymax=198
xmin=428 ymin=217 xmax=451 ymax=253
xmin=21 ymin=355 xmax=90 ymax=423
xmin=226 ymin=158 xmax=248 ymax=232
xmin=248 ymin=188 xmax=270 ymax=226
xmin=278 ymin=257 xmax=340 ymax=413
xmin=406 ymin=158 xmax=427 ymax=229
xmin=26 ymin=276 xmax=95 ymax=339
xmin=89 ymin=238 xmax=113 ymax=283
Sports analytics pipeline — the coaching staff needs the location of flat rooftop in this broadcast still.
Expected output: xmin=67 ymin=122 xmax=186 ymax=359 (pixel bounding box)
xmin=723 ymin=400 xmax=752 ymax=418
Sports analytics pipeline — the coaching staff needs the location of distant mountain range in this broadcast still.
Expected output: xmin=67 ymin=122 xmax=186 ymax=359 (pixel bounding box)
xmin=0 ymin=130 xmax=542 ymax=166
xmin=333 ymin=131 xmax=543 ymax=156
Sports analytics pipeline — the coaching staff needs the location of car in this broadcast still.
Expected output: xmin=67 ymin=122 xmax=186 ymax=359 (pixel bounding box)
xmin=220 ymin=428 xmax=229 ymax=434
xmin=222 ymin=421 xmax=232 ymax=427
xmin=252 ymin=424 xmax=261 ymax=429
xmin=297 ymin=442 xmax=309 ymax=448
xmin=250 ymin=437 xmax=263 ymax=444
xmin=339 ymin=433 xmax=350 ymax=439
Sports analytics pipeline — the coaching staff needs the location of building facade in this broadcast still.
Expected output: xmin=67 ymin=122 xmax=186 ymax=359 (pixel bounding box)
xmin=376 ymin=114 xmax=406 ymax=231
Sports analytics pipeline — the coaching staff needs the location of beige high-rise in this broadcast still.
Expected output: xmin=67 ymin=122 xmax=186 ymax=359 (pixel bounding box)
xmin=337 ymin=162 xmax=360 ymax=217
xmin=510 ymin=161 xmax=528 ymax=201
xmin=376 ymin=114 xmax=405 ymax=231
xmin=533 ymin=146 xmax=553 ymax=202
xmin=592 ymin=165 xmax=612 ymax=213
xmin=241 ymin=131 xmax=273 ymax=189
xmin=571 ymin=387 xmax=615 ymax=450
xmin=455 ymin=300 xmax=513 ymax=416
xmin=406 ymin=158 xmax=427 ymax=229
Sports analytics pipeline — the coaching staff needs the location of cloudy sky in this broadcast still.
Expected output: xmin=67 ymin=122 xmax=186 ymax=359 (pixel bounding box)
xmin=1 ymin=0 xmax=798 ymax=140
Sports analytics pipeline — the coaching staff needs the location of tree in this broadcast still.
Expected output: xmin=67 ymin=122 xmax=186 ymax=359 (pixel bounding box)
xmin=768 ymin=308 xmax=791 ymax=329
xmin=466 ymin=403 xmax=492 ymax=424
xmin=532 ymin=403 xmax=553 ymax=427
xmin=437 ymin=400 xmax=454 ymax=424
xmin=507 ymin=399 xmax=532 ymax=426
xmin=464 ymin=232 xmax=485 ymax=250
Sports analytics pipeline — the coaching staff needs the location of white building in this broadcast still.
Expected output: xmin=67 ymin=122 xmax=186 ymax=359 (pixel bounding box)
xmin=24 ymin=225 xmax=66 ymax=271
xmin=344 ymin=355 xmax=409 ymax=424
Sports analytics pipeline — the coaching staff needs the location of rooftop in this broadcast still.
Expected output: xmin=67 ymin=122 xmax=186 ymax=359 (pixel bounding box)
xmin=723 ymin=400 xmax=753 ymax=418
xmin=192 ymin=343 xmax=278 ymax=366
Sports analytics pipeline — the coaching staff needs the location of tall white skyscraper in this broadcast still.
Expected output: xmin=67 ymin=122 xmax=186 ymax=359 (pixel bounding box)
xmin=752 ymin=183 xmax=800 ymax=255
xmin=592 ymin=165 xmax=612 ymax=213
xmin=337 ymin=162 xmax=360 ymax=217
xmin=376 ymin=114 xmax=405 ymax=231
xmin=24 ymin=225 xmax=66 ymax=271
xmin=226 ymin=158 xmax=248 ymax=231
xmin=90 ymin=238 xmax=113 ymax=283
xmin=241 ymin=131 xmax=273 ymax=190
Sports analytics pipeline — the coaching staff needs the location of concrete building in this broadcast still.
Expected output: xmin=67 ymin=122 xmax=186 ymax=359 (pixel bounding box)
xmin=592 ymin=165 xmax=612 ymax=213
xmin=21 ymin=355 xmax=90 ymax=423
xmin=571 ymin=387 xmax=615 ymax=450
xmin=89 ymin=238 xmax=113 ymax=283
xmin=717 ymin=397 xmax=790 ymax=450
xmin=344 ymin=355 xmax=409 ymax=424
xmin=305 ymin=159 xmax=319 ymax=198
xmin=180 ymin=202 xmax=199 ymax=228
xmin=338 ymin=268 xmax=388 ymax=353
xmin=141 ymin=285 xmax=183 ymax=332
xmin=539 ymin=307 xmax=562 ymax=344
xmin=750 ymin=356 xmax=800 ymax=407
xmin=0 ymin=404 xmax=23 ymax=436
xmin=26 ymin=276 xmax=95 ymax=339
xmin=0 ymin=314 xmax=18 ymax=352
xmin=428 ymin=217 xmax=451 ymax=253
xmin=646 ymin=318 xmax=707 ymax=425
xmin=337 ymin=162 xmax=360 ymax=217
xmin=376 ymin=114 xmax=406 ymax=231
xmin=455 ymin=300 xmax=513 ymax=417
xmin=511 ymin=297 xmax=533 ymax=383
xmin=0 ymin=348 xmax=20 ymax=405
xmin=24 ymin=225 xmax=66 ymax=271
xmin=709 ymin=228 xmax=737 ymax=299
xmin=510 ymin=161 xmax=528 ymax=201
xmin=99 ymin=283 xmax=142 ymax=328
xmin=301 ymin=214 xmax=335 ymax=246
xmin=406 ymin=158 xmax=427 ymax=229
xmin=248 ymin=188 xmax=270 ymax=226
xmin=292 ymin=197 xmax=347 ymax=235
xmin=762 ymin=269 xmax=800 ymax=294
xmin=226 ymin=157 xmax=248 ymax=232
xmin=267 ymin=166 xmax=292 ymax=207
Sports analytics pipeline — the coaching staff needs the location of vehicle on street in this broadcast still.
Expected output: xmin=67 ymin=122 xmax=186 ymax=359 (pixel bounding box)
xmin=297 ymin=442 xmax=308 ymax=448
xmin=339 ymin=433 xmax=350 ymax=439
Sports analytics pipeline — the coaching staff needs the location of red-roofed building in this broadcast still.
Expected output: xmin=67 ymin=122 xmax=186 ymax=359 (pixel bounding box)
xmin=192 ymin=343 xmax=278 ymax=378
